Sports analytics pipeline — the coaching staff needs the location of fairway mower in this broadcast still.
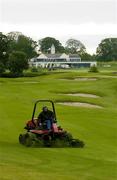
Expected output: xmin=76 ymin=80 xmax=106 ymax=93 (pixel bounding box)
xmin=19 ymin=100 xmax=84 ymax=148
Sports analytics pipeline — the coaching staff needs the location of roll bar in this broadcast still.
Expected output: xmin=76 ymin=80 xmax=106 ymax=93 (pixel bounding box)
xmin=31 ymin=100 xmax=57 ymax=121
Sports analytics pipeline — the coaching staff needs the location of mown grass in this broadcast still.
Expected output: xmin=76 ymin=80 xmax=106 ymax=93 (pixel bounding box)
xmin=0 ymin=70 xmax=117 ymax=180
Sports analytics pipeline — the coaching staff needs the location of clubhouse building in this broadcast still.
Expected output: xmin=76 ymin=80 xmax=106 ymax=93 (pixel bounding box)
xmin=29 ymin=44 xmax=97 ymax=68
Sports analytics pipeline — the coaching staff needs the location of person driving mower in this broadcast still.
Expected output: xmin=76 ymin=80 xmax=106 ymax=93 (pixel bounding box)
xmin=19 ymin=100 xmax=85 ymax=148
xmin=38 ymin=106 xmax=55 ymax=130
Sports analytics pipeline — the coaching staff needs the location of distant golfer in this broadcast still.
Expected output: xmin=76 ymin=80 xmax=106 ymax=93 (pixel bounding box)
xmin=38 ymin=106 xmax=54 ymax=130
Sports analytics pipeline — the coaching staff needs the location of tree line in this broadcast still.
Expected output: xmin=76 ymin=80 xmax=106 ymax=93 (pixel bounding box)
xmin=0 ymin=31 xmax=117 ymax=76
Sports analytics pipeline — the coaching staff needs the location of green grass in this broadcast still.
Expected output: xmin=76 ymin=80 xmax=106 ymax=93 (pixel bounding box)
xmin=0 ymin=70 xmax=117 ymax=180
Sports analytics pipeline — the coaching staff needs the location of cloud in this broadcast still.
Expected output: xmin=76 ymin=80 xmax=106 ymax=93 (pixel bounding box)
xmin=1 ymin=22 xmax=116 ymax=36
xmin=0 ymin=0 xmax=116 ymax=54
xmin=1 ymin=0 xmax=116 ymax=24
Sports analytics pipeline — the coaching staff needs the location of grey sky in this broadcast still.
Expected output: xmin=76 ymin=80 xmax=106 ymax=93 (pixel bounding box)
xmin=1 ymin=0 xmax=116 ymax=24
xmin=0 ymin=0 xmax=117 ymax=53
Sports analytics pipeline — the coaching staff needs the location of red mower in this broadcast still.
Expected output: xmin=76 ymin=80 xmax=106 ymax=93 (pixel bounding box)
xmin=19 ymin=100 xmax=84 ymax=147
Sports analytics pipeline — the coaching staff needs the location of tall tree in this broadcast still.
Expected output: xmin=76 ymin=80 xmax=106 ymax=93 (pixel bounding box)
xmin=96 ymin=38 xmax=117 ymax=61
xmin=7 ymin=31 xmax=23 ymax=41
xmin=0 ymin=32 xmax=9 ymax=73
xmin=7 ymin=32 xmax=38 ymax=59
xmin=65 ymin=38 xmax=86 ymax=54
xmin=80 ymin=52 xmax=93 ymax=61
xmin=39 ymin=37 xmax=65 ymax=53
xmin=8 ymin=51 xmax=28 ymax=76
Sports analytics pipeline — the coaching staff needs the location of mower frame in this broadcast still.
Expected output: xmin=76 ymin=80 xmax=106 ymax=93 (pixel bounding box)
xmin=31 ymin=100 xmax=57 ymax=121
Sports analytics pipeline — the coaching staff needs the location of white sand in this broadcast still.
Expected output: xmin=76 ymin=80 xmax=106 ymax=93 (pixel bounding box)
xmin=59 ymin=78 xmax=97 ymax=81
xmin=74 ymin=78 xmax=97 ymax=81
xmin=64 ymin=93 xmax=100 ymax=98
xmin=22 ymin=81 xmax=39 ymax=84
xmin=57 ymin=102 xmax=103 ymax=109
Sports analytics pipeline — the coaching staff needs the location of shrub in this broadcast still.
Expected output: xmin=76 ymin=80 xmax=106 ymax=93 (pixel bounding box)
xmin=31 ymin=67 xmax=38 ymax=72
xmin=89 ymin=65 xmax=99 ymax=73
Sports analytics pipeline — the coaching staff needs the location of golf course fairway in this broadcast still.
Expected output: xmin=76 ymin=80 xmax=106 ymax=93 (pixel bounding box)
xmin=0 ymin=71 xmax=117 ymax=180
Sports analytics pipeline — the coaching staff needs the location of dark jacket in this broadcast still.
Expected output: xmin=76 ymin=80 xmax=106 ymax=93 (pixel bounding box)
xmin=38 ymin=110 xmax=54 ymax=123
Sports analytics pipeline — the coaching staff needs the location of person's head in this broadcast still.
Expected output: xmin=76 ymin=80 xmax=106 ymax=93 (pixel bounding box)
xmin=42 ymin=106 xmax=48 ymax=112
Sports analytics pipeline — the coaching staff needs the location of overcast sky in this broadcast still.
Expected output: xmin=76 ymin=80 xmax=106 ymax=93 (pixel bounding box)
xmin=0 ymin=0 xmax=117 ymax=54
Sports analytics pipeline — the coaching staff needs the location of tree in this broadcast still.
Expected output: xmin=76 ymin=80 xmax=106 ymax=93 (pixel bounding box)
xmin=96 ymin=38 xmax=117 ymax=61
xmin=7 ymin=31 xmax=23 ymax=41
xmin=39 ymin=37 xmax=65 ymax=53
xmin=80 ymin=52 xmax=93 ymax=61
xmin=8 ymin=51 xmax=28 ymax=76
xmin=7 ymin=32 xmax=38 ymax=59
xmin=0 ymin=62 xmax=5 ymax=74
xmin=0 ymin=32 xmax=9 ymax=72
xmin=65 ymin=38 xmax=86 ymax=54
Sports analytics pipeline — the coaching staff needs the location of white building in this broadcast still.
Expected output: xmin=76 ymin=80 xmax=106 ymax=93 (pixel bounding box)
xmin=29 ymin=44 xmax=97 ymax=68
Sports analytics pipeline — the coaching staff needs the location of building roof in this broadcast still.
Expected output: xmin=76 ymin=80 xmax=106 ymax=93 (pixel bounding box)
xmin=45 ymin=53 xmax=62 ymax=58
xmin=69 ymin=54 xmax=80 ymax=58
xmin=39 ymin=53 xmax=81 ymax=59
xmin=37 ymin=53 xmax=81 ymax=60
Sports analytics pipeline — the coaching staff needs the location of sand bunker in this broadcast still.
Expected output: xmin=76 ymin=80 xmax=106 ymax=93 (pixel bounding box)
xmin=74 ymin=78 xmax=97 ymax=81
xmin=63 ymin=93 xmax=100 ymax=98
xmin=57 ymin=102 xmax=102 ymax=109
xmin=59 ymin=77 xmax=97 ymax=81
xmin=10 ymin=81 xmax=39 ymax=84
xmin=22 ymin=81 xmax=39 ymax=84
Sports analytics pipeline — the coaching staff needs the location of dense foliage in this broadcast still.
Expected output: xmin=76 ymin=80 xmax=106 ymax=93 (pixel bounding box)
xmin=7 ymin=32 xmax=38 ymax=59
xmin=0 ymin=31 xmax=117 ymax=77
xmin=8 ymin=51 xmax=28 ymax=76
xmin=65 ymin=38 xmax=86 ymax=54
xmin=0 ymin=32 xmax=9 ymax=73
xmin=96 ymin=38 xmax=117 ymax=61
xmin=39 ymin=37 xmax=65 ymax=53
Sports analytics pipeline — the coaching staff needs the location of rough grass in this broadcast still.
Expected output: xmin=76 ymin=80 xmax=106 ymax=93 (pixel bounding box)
xmin=0 ymin=70 xmax=117 ymax=180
